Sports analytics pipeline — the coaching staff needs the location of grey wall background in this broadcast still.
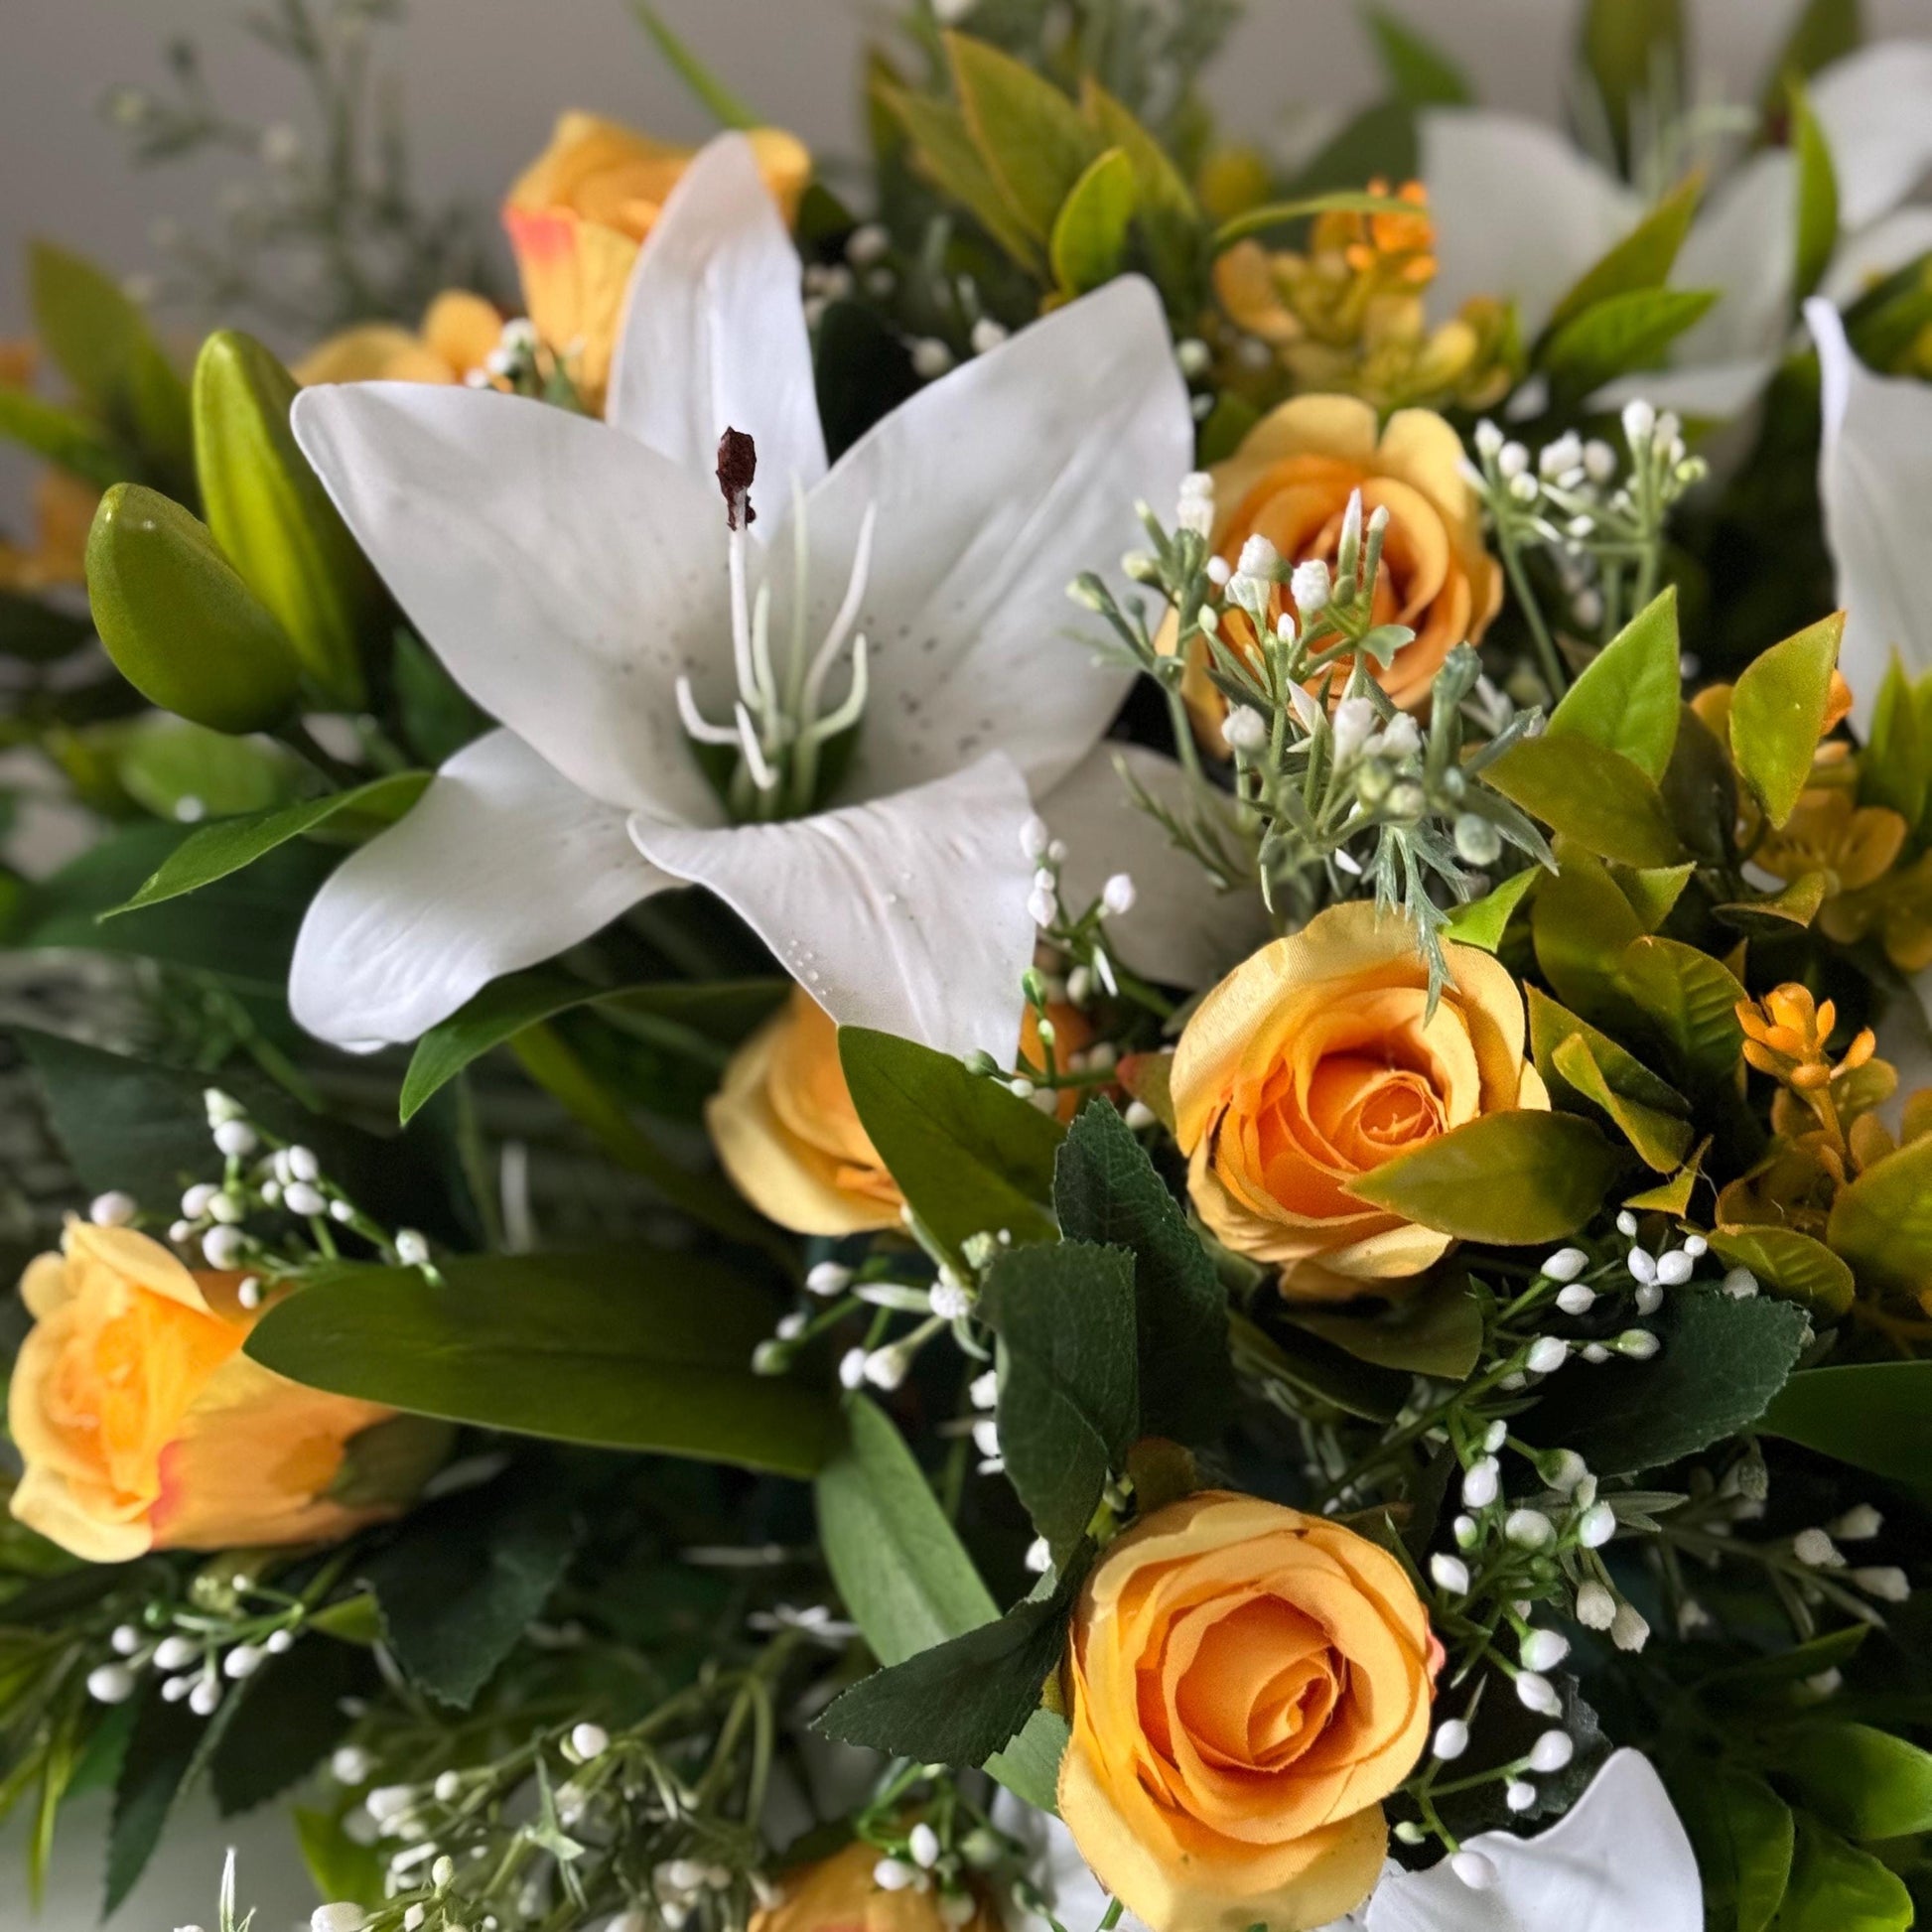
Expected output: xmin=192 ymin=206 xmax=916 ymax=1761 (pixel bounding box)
xmin=4 ymin=0 xmax=1932 ymax=1927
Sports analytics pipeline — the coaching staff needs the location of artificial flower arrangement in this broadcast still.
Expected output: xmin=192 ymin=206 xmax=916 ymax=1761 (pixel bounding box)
xmin=12 ymin=1 xmax=1932 ymax=1928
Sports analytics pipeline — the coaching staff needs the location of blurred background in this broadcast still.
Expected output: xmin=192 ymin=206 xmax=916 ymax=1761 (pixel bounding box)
xmin=2 ymin=0 xmax=1930 ymax=1926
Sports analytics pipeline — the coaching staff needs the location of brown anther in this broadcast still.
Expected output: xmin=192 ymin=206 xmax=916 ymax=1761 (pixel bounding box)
xmin=717 ymin=427 xmax=758 ymax=529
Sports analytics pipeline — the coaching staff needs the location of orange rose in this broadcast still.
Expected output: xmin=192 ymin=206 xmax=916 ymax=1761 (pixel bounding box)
xmin=1059 ymin=1490 xmax=1435 ymax=1932
xmin=295 ymin=290 xmax=504 ymax=388
xmin=709 ymin=990 xmax=1090 ymax=1236
xmin=1172 ymin=900 xmax=1545 ymax=1299
xmin=753 ymin=1841 xmax=999 ymax=1932
xmin=503 ymin=113 xmax=810 ymax=410
xmin=8 ymin=1223 xmax=443 ymax=1562
xmin=1176 ymin=395 xmax=1500 ymax=731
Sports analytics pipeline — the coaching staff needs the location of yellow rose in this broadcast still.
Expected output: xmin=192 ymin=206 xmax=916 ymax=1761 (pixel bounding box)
xmin=1175 ymin=395 xmax=1500 ymax=733
xmin=1059 ymin=1490 xmax=1436 ymax=1932
xmin=295 ymin=290 xmax=504 ymax=388
xmin=502 ymin=113 xmax=810 ymax=410
xmin=753 ymin=1841 xmax=999 ymax=1932
xmin=1172 ymin=900 xmax=1545 ymax=1299
xmin=8 ymin=1223 xmax=442 ymax=1562
xmin=708 ymin=991 xmax=1090 ymax=1237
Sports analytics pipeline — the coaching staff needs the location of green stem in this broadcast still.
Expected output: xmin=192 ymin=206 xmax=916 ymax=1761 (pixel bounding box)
xmin=1498 ymin=533 xmax=1569 ymax=700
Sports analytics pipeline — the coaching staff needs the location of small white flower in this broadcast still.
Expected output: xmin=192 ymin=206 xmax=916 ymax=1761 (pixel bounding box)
xmin=1019 ymin=814 xmax=1049 ymax=860
xmin=1028 ymin=886 xmax=1057 ymax=928
xmin=1461 ymin=1456 xmax=1500 ymax=1509
xmin=1516 ymin=1671 xmax=1561 ymax=1716
xmin=1452 ymin=1513 xmax=1478 ymax=1548
xmin=873 ymin=1858 xmax=917 ymax=1891
xmin=1221 ymin=704 xmax=1269 ymax=755
xmin=1853 ymin=1566 xmax=1911 ymax=1603
xmin=1682 ymin=1232 xmax=1708 ymax=1258
xmin=1540 ymin=1246 xmax=1588 ymax=1282
xmin=838 ymin=1347 xmax=869 ymax=1391
xmin=181 ymin=1182 xmax=218 ymax=1220
xmin=213 ymin=1119 xmax=259 ymax=1159
xmin=929 ymin=1275 xmax=973 ymax=1320
xmin=1497 ymin=441 xmax=1529 ymax=479
xmin=223 ymin=1644 xmax=263 ymax=1681
xmin=1331 ymin=695 xmax=1377 ymax=763
xmin=1833 ymin=1505 xmax=1884 ymax=1541
xmin=1123 ymin=1099 xmax=1156 ymax=1131
xmin=807 ymin=1261 xmax=853 ymax=1298
xmin=1794 ymin=1527 xmax=1841 ymax=1568
xmin=1505 ymin=1778 xmax=1537 ymax=1813
xmin=1611 ymin=1601 xmax=1651 ymax=1651
xmin=1237 ymin=534 xmax=1280 ymax=579
xmin=1634 ymin=1283 xmax=1664 ymax=1316
xmin=1621 ymin=399 xmax=1657 ymax=450
xmin=1432 ymin=1719 xmax=1470 ymax=1760
xmin=331 ymin=1746 xmax=371 ymax=1785
xmin=969 ymin=318 xmax=1009 ymax=355
xmin=1522 ymin=1628 xmax=1570 ymax=1673
xmin=286 ymin=1145 xmax=320 ymax=1182
xmin=1023 ymin=1536 xmax=1051 ymax=1575
xmin=1615 ymin=1209 xmax=1638 ymax=1236
xmin=284 ymin=1181 xmax=328 ymax=1218
xmin=202 ymin=1225 xmax=245 ymax=1270
xmin=311 ymin=1909 xmax=367 ymax=1932
xmin=971 ymin=1418 xmax=1001 ymax=1459
xmin=110 ymin=1624 xmax=141 ymax=1656
xmin=395 ymin=1228 xmax=430 ymax=1267
xmin=88 ymin=1190 xmax=138 ymax=1227
xmin=1578 ymin=1502 xmax=1617 ymax=1549
xmin=1556 ymin=1283 xmax=1596 ymax=1315
xmin=189 ymin=1678 xmax=222 ymax=1717
xmin=910 ymin=338 xmax=954 ymax=379
xmin=1450 ymin=1850 xmax=1499 ymax=1890
xmin=1528 ymin=1729 xmax=1575 ymax=1773
xmin=87 ymin=1663 xmax=137 ymax=1704
xmin=154 ymin=1634 xmax=200 ymax=1672
xmin=1576 ymin=1581 xmax=1616 ymax=1629
xmin=1473 ymin=419 xmax=1504 ymax=459
xmin=1504 ymin=1508 xmax=1556 ymax=1551
xmin=1655 ymin=1248 xmax=1695 ymax=1286
xmin=908 ymin=1823 xmax=942 ymax=1869
xmin=570 ymin=1722 xmax=611 ymax=1760
xmin=969 ymin=1369 xmax=998 ymax=1410
xmin=1430 ymin=1553 xmax=1471 ymax=1594
xmin=1526 ymin=1335 xmax=1569 ymax=1376
xmin=1625 ymin=1247 xmax=1659 ymax=1286
xmin=1290 ymin=557 xmax=1332 ymax=613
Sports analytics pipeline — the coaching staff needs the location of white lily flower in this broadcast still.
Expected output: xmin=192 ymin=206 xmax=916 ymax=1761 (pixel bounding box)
xmin=1424 ymin=41 xmax=1932 ymax=419
xmin=287 ymin=133 xmax=1192 ymax=1060
xmin=995 ymin=1750 xmax=1700 ymax=1932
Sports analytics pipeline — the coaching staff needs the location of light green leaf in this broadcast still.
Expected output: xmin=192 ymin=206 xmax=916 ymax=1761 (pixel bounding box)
xmin=1612 ymin=859 xmax=1697 ymax=931
xmin=1078 ymin=78 xmax=1203 ymax=303
xmin=1443 ymin=866 xmax=1539 ymax=952
xmin=1825 ymin=1130 xmax=1932 ymax=1301
xmin=875 ymin=81 xmax=1044 ymax=272
xmin=112 ymin=717 xmax=303 ymax=825
xmin=1551 ymin=1030 xmax=1694 ymax=1172
xmin=1528 ymin=984 xmax=1686 ymax=1113
xmin=0 ymin=386 xmax=132 ymax=489
xmin=1615 ymin=933 xmax=1748 ymax=1091
xmin=1672 ymin=1765 xmax=1793 ymax=1932
xmin=1547 ymin=587 xmax=1682 ymax=779
xmin=1716 ymin=872 xmax=1831 ymax=935
xmin=293 ymin=1808 xmax=385 ymax=1912
xmin=1211 ymin=189 xmax=1421 ymax=251
xmin=1861 ymin=654 xmax=1928 ymax=830
xmin=104 ymin=770 xmax=429 ymax=918
xmin=1761 ymin=1360 xmax=1932 ymax=1482
xmin=1728 ymin=611 xmax=1843 ymax=828
xmin=1345 ymin=1109 xmax=1623 ymax=1243
xmin=1770 ymin=1815 xmax=1912 ymax=1931
xmin=1366 ymin=8 xmax=1472 ymax=105
xmin=1532 ymin=847 xmax=1645 ymax=1023
xmin=243 ymin=1252 xmax=835 ymax=1477
xmin=1541 ymin=285 xmax=1718 ymax=396
xmin=839 ymin=1026 xmax=1063 ymax=1253
xmin=1766 ymin=1725 xmax=1932 ymax=1841
xmin=1485 ymin=734 xmax=1687 ymax=867
xmin=1707 ymin=1225 xmax=1855 ymax=1319
xmin=947 ymin=31 xmax=1101 ymax=240
xmin=401 ymin=971 xmax=784 ymax=1123
xmin=628 ymin=1 xmax=759 ymax=128
xmin=1050 ymin=146 xmax=1137 ymax=295
xmin=1545 ymin=179 xmax=1703 ymax=338
xmin=1791 ymin=82 xmax=1841 ymax=301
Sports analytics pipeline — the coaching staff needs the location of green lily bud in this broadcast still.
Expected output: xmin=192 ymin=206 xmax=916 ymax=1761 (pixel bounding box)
xmin=86 ymin=483 xmax=300 ymax=734
xmin=193 ymin=329 xmax=380 ymax=710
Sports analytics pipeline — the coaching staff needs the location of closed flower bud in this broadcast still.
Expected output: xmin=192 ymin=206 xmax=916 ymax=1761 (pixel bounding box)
xmin=1576 ymin=1582 xmax=1616 ymax=1629
xmin=1460 ymin=1456 xmax=1500 ymax=1509
xmin=1852 ymin=1567 xmax=1911 ymax=1603
xmin=1539 ymin=1247 xmax=1588 ymax=1282
xmin=1432 ymin=1719 xmax=1470 ymax=1760
xmin=88 ymin=1191 xmax=138 ymax=1228
xmin=1504 ymin=1508 xmax=1555 ymax=1551
xmin=1431 ymin=1553 xmax=1471 ymax=1593
xmin=1521 ymin=1628 xmax=1570 ymax=1673
xmin=1515 ymin=1671 xmax=1561 ymax=1716
xmin=1611 ymin=1602 xmax=1650 ymax=1651
xmin=1528 ymin=1729 xmax=1575 ymax=1773
xmin=1578 ymin=1502 xmax=1617 ymax=1549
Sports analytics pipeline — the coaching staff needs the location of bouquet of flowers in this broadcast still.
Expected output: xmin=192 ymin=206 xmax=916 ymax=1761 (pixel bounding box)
xmin=12 ymin=1 xmax=1932 ymax=1927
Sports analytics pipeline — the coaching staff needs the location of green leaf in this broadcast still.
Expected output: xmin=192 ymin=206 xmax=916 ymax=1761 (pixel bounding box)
xmin=103 ymin=770 xmax=428 ymax=917
xmin=1211 ymin=189 xmax=1422 ymax=250
xmin=1861 ymin=655 xmax=1928 ymax=830
xmin=194 ymin=331 xmax=380 ymax=708
xmin=875 ymin=81 xmax=1045 ymax=272
xmin=402 ymin=971 xmax=784 ymax=1123
xmin=0 ymin=386 xmax=133 ymax=488
xmin=1716 ymin=872 xmax=1831 ymax=935
xmin=1551 ymin=1030 xmax=1695 ymax=1172
xmin=992 ymin=1711 xmax=1072 ymax=1814
xmin=1770 ymin=1815 xmax=1912 ymax=1930
xmin=1728 ymin=611 xmax=1843 ymax=828
xmin=1763 ymin=0 xmax=1863 ymax=113
xmin=111 ymin=716 xmax=303 ymax=824
xmin=1672 ymin=1764 xmax=1794 ymax=1932
xmin=293 ymin=1807 xmax=386 ymax=1912
xmin=1765 ymin=1725 xmax=1932 ymax=1841
xmin=1541 ymin=286 xmax=1718 ymax=397
xmin=105 ymin=1683 xmax=240 ymax=1912
xmin=1661 ymin=701 xmax=1741 ymax=867
xmin=1790 ymin=83 xmax=1841 ymax=302
xmin=244 ymin=1252 xmax=835 ymax=1477
xmin=1228 ymin=1310 xmax=1407 ymax=1424
xmin=1079 ymin=78 xmax=1204 ymax=303
xmin=1050 ymin=146 xmax=1137 ymax=295
xmin=1760 ymin=1360 xmax=1932 ymax=1483
xmin=1443 ymin=866 xmax=1539 ymax=952
xmin=1053 ymin=1100 xmax=1229 ymax=1444
xmin=1614 ymin=934 xmax=1748 ymax=1092
xmin=1485 ymin=734 xmax=1687 ymax=867
xmin=1528 ymin=984 xmax=1687 ymax=1115
xmin=946 ymin=31 xmax=1100 ymax=239
xmin=628 ymin=1 xmax=759 ymax=127
xmin=362 ymin=1460 xmax=580 ymax=1709
xmin=1284 ymin=100 xmax=1418 ymax=202
xmin=982 ymin=1242 xmax=1138 ymax=1562
xmin=85 ymin=483 xmax=301 ymax=735
xmin=1532 ymin=848 xmax=1645 ymax=1023
xmin=30 ymin=240 xmax=191 ymax=478
xmin=1524 ymin=1288 xmax=1808 ymax=1477
xmin=839 ymin=1026 xmax=1063 ymax=1253
xmin=816 ymin=1394 xmax=999 ymax=1666
xmin=1825 ymin=1126 xmax=1932 ymax=1301
xmin=1286 ymin=1268 xmax=1483 ymax=1380
xmin=1545 ymin=180 xmax=1703 ymax=338
xmin=1546 ymin=588 xmax=1682 ymax=779
xmin=208 ymin=1633 xmax=371 ymax=1815
xmin=1366 ymin=8 xmax=1472 ymax=105
xmin=817 ymin=1572 xmax=1074 ymax=1766
xmin=1345 ymin=1109 xmax=1623 ymax=1244
xmin=1580 ymin=0 xmax=1685 ymax=167
xmin=1707 ymin=1225 xmax=1855 ymax=1319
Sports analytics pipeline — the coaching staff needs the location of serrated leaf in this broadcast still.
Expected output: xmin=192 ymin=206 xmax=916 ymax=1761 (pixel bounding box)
xmin=1708 ymin=1224 xmax=1854 ymax=1318
xmin=1443 ymin=865 xmax=1539 ymax=951
xmin=982 ymin=1242 xmax=1138 ymax=1563
xmin=208 ymin=1634 xmax=371 ymax=1812
xmin=1728 ymin=611 xmax=1843 ymax=828
xmin=1761 ymin=1360 xmax=1932 ymax=1482
xmin=1486 ymin=733 xmax=1687 ymax=867
xmin=103 ymin=770 xmax=428 ymax=917
xmin=946 ymin=32 xmax=1100 ymax=239
xmin=1614 ymin=933 xmax=1748 ymax=1091
xmin=1545 ymin=179 xmax=1702 ymax=339
xmin=1541 ymin=285 xmax=1718 ymax=396
xmin=244 ymin=1251 xmax=835 ymax=1477
xmin=1825 ymin=1129 xmax=1932 ymax=1301
xmin=1053 ymin=1100 xmax=1228 ymax=1444
xmin=1345 ymin=1109 xmax=1623 ymax=1243
xmin=1050 ymin=145 xmax=1136 ymax=294
xmin=1546 ymin=588 xmax=1682 ymax=779
xmin=839 ymin=1027 xmax=1063 ymax=1253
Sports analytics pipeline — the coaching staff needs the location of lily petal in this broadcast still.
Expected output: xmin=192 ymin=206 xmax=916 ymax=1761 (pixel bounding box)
xmin=629 ymin=754 xmax=1036 ymax=1060
xmin=797 ymin=277 xmax=1192 ymax=802
xmin=1807 ymin=296 xmax=1932 ymax=723
xmin=607 ymin=132 xmax=827 ymax=504
xmin=1041 ymin=741 xmax=1272 ymax=992
xmin=1822 ymin=205 xmax=1932 ymax=307
xmin=291 ymin=380 xmax=727 ymax=822
xmin=1362 ymin=1752 xmax=1701 ymax=1932
xmin=1422 ymin=110 xmax=1640 ymax=338
xmin=291 ymin=730 xmax=670 ymax=1048
xmin=1812 ymin=41 xmax=1932 ymax=232
xmin=1669 ymin=149 xmax=1795 ymax=372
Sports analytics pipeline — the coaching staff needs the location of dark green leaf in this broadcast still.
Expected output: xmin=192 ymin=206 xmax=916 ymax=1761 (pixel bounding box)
xmin=1345 ymin=1109 xmax=1623 ymax=1244
xmin=1524 ymin=1288 xmax=1808 ymax=1476
xmin=814 ymin=300 xmax=920 ymax=465
xmin=1366 ymin=9 xmax=1471 ymax=105
xmin=982 ymin=1242 xmax=1138 ymax=1562
xmin=1791 ymin=84 xmax=1840 ymax=301
xmin=209 ymin=1634 xmax=373 ymax=1813
xmin=1485 ymin=733 xmax=1687 ymax=867
xmin=1545 ymin=180 xmax=1702 ymax=338
xmin=1053 ymin=1100 xmax=1228 ymax=1444
xmin=1728 ymin=612 xmax=1843 ymax=828
xmin=1764 ymin=1724 xmax=1932 ymax=1841
xmin=1546 ymin=587 xmax=1682 ymax=779
xmin=105 ymin=1681 xmax=240 ymax=1912
xmin=1285 ymin=100 xmax=1417 ymax=200
xmin=1287 ymin=1268 xmax=1483 ymax=1380
xmin=1229 ymin=1311 xmax=1407 ymax=1423
xmin=1672 ymin=1763 xmax=1794 ymax=1932
xmin=362 ymin=1461 xmax=580 ymax=1709
xmin=839 ymin=1026 xmax=1063 ymax=1253
xmin=244 ymin=1252 xmax=835 ymax=1477
xmin=1661 ymin=701 xmax=1741 ymax=867
xmin=1760 ymin=1360 xmax=1932 ymax=1483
